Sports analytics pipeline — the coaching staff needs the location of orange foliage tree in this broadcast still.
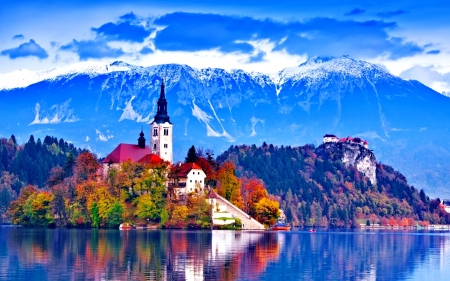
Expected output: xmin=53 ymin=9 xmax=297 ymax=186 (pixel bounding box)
xmin=216 ymin=162 xmax=244 ymax=209
xmin=240 ymin=177 xmax=268 ymax=216
xmin=389 ymin=216 xmax=397 ymax=226
xmin=75 ymin=151 xmax=100 ymax=183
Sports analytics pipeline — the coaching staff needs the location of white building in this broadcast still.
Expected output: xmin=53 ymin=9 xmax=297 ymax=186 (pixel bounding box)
xmin=150 ymin=80 xmax=173 ymax=163
xmin=169 ymin=163 xmax=207 ymax=197
xmin=323 ymin=134 xmax=339 ymax=143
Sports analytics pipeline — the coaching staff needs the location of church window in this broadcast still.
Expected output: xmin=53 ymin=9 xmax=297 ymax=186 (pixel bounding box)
xmin=164 ymin=144 xmax=168 ymax=148
xmin=153 ymin=143 xmax=156 ymax=150
xmin=190 ymin=180 xmax=192 ymax=183
xmin=153 ymin=128 xmax=158 ymax=136
xmin=164 ymin=128 xmax=169 ymax=135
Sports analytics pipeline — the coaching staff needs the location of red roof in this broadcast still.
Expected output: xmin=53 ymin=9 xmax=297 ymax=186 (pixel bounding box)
xmin=138 ymin=153 xmax=163 ymax=165
xmin=208 ymin=189 xmax=218 ymax=199
xmin=363 ymin=141 xmax=368 ymax=145
xmin=171 ymin=163 xmax=203 ymax=178
xmin=102 ymin=144 xmax=150 ymax=164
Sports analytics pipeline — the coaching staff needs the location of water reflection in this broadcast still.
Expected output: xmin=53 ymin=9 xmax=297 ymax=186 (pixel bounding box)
xmin=0 ymin=227 xmax=449 ymax=280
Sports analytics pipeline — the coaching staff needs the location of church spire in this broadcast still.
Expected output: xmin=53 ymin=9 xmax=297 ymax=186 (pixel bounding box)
xmin=138 ymin=128 xmax=146 ymax=148
xmin=153 ymin=79 xmax=172 ymax=124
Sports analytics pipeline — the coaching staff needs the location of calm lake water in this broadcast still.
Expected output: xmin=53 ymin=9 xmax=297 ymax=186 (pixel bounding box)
xmin=1 ymin=227 xmax=450 ymax=281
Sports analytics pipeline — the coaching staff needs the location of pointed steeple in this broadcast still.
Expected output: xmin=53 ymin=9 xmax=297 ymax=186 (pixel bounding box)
xmin=152 ymin=79 xmax=172 ymax=124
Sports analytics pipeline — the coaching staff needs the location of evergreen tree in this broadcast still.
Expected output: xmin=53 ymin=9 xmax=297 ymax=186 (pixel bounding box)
xmin=185 ymin=145 xmax=198 ymax=163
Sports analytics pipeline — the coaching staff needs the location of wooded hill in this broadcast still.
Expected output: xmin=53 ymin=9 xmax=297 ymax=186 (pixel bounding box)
xmin=0 ymin=135 xmax=82 ymax=220
xmin=217 ymin=143 xmax=450 ymax=227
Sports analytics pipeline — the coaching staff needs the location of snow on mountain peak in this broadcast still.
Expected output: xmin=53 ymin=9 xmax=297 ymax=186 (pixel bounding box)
xmin=0 ymin=56 xmax=399 ymax=92
xmin=0 ymin=61 xmax=134 ymax=91
xmin=279 ymin=56 xmax=393 ymax=85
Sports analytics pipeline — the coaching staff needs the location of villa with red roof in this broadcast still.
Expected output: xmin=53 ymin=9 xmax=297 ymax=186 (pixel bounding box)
xmin=169 ymin=163 xmax=206 ymax=198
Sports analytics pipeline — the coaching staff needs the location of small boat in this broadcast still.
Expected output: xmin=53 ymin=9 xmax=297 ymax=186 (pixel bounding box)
xmin=308 ymin=229 xmax=316 ymax=233
xmin=271 ymin=221 xmax=291 ymax=231
xmin=119 ymin=222 xmax=135 ymax=230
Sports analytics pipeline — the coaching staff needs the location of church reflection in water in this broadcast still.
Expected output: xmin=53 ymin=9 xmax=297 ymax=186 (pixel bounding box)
xmin=1 ymin=228 xmax=449 ymax=281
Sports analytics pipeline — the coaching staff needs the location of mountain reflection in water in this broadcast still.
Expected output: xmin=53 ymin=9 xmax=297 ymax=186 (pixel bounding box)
xmin=0 ymin=227 xmax=450 ymax=280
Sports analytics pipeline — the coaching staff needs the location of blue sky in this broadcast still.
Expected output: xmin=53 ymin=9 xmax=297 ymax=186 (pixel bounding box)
xmin=1 ymin=0 xmax=450 ymax=92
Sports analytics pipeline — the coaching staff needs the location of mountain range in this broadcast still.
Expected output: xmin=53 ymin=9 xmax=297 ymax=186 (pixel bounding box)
xmin=1 ymin=56 xmax=449 ymax=197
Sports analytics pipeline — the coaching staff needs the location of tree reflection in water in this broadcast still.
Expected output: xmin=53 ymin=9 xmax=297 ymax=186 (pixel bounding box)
xmin=0 ymin=228 xmax=449 ymax=280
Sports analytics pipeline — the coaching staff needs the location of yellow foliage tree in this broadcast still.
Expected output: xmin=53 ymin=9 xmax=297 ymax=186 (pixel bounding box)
xmin=171 ymin=205 xmax=189 ymax=225
xmin=254 ymin=197 xmax=280 ymax=226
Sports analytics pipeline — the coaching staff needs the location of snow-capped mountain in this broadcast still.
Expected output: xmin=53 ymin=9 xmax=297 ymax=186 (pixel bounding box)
xmin=1 ymin=56 xmax=450 ymax=197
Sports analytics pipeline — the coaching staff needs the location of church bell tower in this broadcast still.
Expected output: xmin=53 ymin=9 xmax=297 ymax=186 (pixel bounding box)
xmin=150 ymin=79 xmax=173 ymax=163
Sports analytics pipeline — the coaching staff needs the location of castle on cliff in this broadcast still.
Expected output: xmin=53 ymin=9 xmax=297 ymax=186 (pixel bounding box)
xmin=323 ymin=134 xmax=369 ymax=149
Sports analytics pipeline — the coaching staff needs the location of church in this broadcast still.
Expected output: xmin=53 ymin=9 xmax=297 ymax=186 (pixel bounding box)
xmin=101 ymin=80 xmax=206 ymax=195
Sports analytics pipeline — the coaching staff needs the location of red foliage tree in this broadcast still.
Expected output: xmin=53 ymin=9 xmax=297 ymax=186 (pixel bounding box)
xmin=195 ymin=157 xmax=216 ymax=185
xmin=240 ymin=177 xmax=268 ymax=215
xmin=75 ymin=152 xmax=100 ymax=183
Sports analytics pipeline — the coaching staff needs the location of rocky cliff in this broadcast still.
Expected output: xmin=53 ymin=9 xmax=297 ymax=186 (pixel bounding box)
xmin=316 ymin=142 xmax=377 ymax=184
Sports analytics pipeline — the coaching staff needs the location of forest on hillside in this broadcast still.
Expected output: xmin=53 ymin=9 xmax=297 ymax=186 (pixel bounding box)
xmin=217 ymin=143 xmax=450 ymax=227
xmin=1 ymin=136 xmax=278 ymax=228
xmin=2 ymin=134 xmax=449 ymax=228
xmin=0 ymin=135 xmax=82 ymax=220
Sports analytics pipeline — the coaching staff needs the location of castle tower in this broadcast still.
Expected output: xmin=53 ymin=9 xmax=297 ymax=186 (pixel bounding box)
xmin=150 ymin=79 xmax=173 ymax=163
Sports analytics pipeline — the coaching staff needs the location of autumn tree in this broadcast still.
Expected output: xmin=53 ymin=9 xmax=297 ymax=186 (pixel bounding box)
xmin=7 ymin=185 xmax=38 ymax=225
xmin=240 ymin=177 xmax=268 ymax=216
xmin=170 ymin=205 xmax=189 ymax=226
xmin=216 ymin=162 xmax=244 ymax=209
xmin=135 ymin=194 xmax=157 ymax=220
xmin=254 ymin=197 xmax=280 ymax=227
xmin=75 ymin=151 xmax=100 ymax=183
xmin=187 ymin=192 xmax=212 ymax=226
xmin=30 ymin=191 xmax=55 ymax=227
xmin=195 ymin=157 xmax=216 ymax=186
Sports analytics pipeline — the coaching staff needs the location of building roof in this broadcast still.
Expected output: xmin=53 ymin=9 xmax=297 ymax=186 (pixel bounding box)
xmin=171 ymin=162 xmax=203 ymax=178
xmin=323 ymin=134 xmax=337 ymax=138
xmin=208 ymin=189 xmax=218 ymax=199
xmin=137 ymin=153 xmax=163 ymax=165
xmin=102 ymin=144 xmax=150 ymax=164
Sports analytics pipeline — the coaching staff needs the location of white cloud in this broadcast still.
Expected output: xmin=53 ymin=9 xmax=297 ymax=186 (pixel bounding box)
xmin=85 ymin=136 xmax=89 ymax=141
xmin=399 ymin=65 xmax=450 ymax=93
xmin=95 ymin=129 xmax=113 ymax=141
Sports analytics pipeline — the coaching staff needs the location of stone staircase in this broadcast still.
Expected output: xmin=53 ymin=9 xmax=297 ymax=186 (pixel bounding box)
xmin=213 ymin=193 xmax=265 ymax=230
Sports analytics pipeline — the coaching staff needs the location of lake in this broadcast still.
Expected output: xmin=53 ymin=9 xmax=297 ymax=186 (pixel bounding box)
xmin=1 ymin=227 xmax=450 ymax=280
